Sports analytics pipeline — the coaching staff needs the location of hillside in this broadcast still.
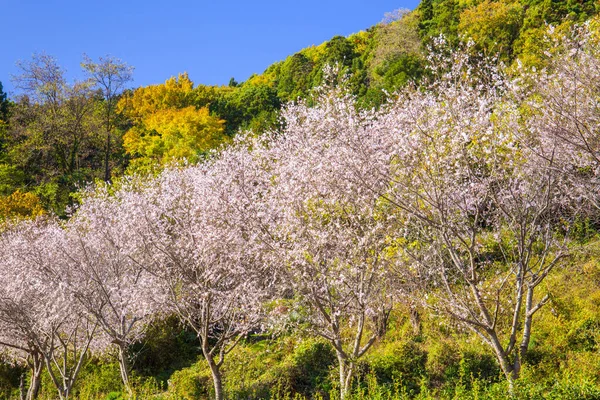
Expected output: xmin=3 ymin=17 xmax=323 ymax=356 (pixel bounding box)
xmin=1 ymin=0 xmax=598 ymax=217
xmin=1 ymin=1 xmax=600 ymax=400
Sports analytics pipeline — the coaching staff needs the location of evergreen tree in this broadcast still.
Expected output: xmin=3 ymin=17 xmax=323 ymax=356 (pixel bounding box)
xmin=0 ymin=81 xmax=8 ymax=123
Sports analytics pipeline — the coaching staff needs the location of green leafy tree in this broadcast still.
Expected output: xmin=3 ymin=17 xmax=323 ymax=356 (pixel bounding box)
xmin=432 ymin=0 xmax=461 ymax=40
xmin=7 ymin=54 xmax=103 ymax=212
xmin=374 ymin=53 xmax=424 ymax=92
xmin=276 ymin=53 xmax=314 ymax=101
xmin=418 ymin=0 xmax=434 ymax=33
xmin=459 ymin=0 xmax=524 ymax=59
xmin=82 ymin=55 xmax=134 ymax=182
xmin=323 ymin=36 xmax=358 ymax=67
xmin=0 ymin=81 xmax=11 ymax=166
xmin=209 ymin=82 xmax=280 ymax=135
xmin=0 ymin=81 xmax=8 ymax=124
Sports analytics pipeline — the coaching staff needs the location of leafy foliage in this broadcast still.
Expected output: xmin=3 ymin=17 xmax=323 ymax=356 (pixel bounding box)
xmin=0 ymin=190 xmax=45 ymax=222
xmin=122 ymin=106 xmax=226 ymax=172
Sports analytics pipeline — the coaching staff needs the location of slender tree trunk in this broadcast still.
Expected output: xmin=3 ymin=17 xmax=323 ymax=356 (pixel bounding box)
xmin=200 ymin=334 xmax=223 ymax=400
xmin=520 ymin=286 xmax=536 ymax=360
xmin=198 ymin=298 xmax=224 ymax=400
xmin=485 ymin=328 xmax=515 ymax=382
xmin=409 ymin=303 xmax=421 ymax=336
xmin=117 ymin=342 xmax=133 ymax=397
xmin=513 ymin=285 xmax=537 ymax=380
xmin=487 ymin=335 xmax=517 ymax=396
xmin=204 ymin=352 xmax=224 ymax=400
xmin=103 ymin=100 xmax=112 ymax=183
xmin=27 ymin=353 xmax=43 ymax=400
xmin=56 ymin=387 xmax=69 ymax=400
xmin=104 ymin=131 xmax=111 ymax=182
xmin=27 ymin=370 xmax=41 ymax=400
xmin=20 ymin=373 xmax=25 ymax=400
xmin=42 ymin=356 xmax=68 ymax=400
xmin=336 ymin=351 xmax=354 ymax=399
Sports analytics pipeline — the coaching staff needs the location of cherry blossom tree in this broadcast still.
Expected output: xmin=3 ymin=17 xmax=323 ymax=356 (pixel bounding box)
xmin=264 ymin=81 xmax=400 ymax=398
xmin=59 ymin=181 xmax=162 ymax=395
xmin=0 ymin=222 xmax=46 ymax=400
xmin=131 ymin=149 xmax=273 ymax=400
xmin=353 ymin=46 xmax=581 ymax=386
xmin=0 ymin=220 xmax=98 ymax=400
xmin=1 ymin=28 xmax=596 ymax=398
xmin=524 ymin=23 xmax=600 ymax=210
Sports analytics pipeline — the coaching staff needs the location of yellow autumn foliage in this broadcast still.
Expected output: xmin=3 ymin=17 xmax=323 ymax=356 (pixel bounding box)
xmin=117 ymin=72 xmax=196 ymax=123
xmin=123 ymin=106 xmax=226 ymax=171
xmin=247 ymin=74 xmax=276 ymax=87
xmin=119 ymin=73 xmax=228 ymax=173
xmin=0 ymin=190 xmax=45 ymax=222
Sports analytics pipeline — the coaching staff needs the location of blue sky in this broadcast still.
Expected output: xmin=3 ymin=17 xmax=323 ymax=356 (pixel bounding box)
xmin=1 ymin=0 xmax=419 ymax=97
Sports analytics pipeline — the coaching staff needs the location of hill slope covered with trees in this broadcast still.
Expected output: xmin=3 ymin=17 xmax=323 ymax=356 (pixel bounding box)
xmin=1 ymin=0 xmax=598 ymax=219
xmin=1 ymin=1 xmax=600 ymax=399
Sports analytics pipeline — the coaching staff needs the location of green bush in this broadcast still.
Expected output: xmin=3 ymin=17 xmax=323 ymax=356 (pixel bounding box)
xmin=71 ymin=361 xmax=124 ymax=400
xmin=231 ymin=338 xmax=336 ymax=399
xmin=363 ymin=340 xmax=427 ymax=394
xmin=0 ymin=362 xmax=22 ymax=400
xmin=165 ymin=362 xmax=212 ymax=400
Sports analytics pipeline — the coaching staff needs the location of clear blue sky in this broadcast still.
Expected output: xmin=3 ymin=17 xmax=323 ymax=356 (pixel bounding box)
xmin=1 ymin=0 xmax=419 ymax=97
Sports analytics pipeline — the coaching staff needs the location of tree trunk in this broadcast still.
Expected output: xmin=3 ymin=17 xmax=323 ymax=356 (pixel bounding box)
xmin=512 ymin=285 xmax=537 ymax=382
xmin=409 ymin=303 xmax=421 ymax=336
xmin=20 ymin=373 xmax=25 ymax=400
xmin=519 ymin=286 xmax=535 ymax=363
xmin=57 ymin=387 xmax=70 ymax=400
xmin=42 ymin=356 xmax=68 ymax=400
xmin=27 ymin=370 xmax=41 ymax=400
xmin=486 ymin=329 xmax=516 ymax=383
xmin=104 ymin=131 xmax=111 ymax=182
xmin=200 ymin=336 xmax=224 ymax=400
xmin=117 ymin=342 xmax=133 ymax=397
xmin=205 ymin=354 xmax=224 ymax=400
xmin=336 ymin=351 xmax=354 ymax=400
xmin=26 ymin=353 xmax=43 ymax=400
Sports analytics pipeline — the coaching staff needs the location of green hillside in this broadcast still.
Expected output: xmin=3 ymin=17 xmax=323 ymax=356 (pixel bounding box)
xmin=1 ymin=1 xmax=600 ymax=399
xmin=1 ymin=0 xmax=599 ymax=216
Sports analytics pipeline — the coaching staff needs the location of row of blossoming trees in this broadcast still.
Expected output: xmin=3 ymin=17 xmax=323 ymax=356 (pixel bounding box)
xmin=1 ymin=24 xmax=600 ymax=400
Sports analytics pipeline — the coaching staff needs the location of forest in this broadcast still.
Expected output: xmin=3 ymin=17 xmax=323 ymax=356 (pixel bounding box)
xmin=1 ymin=0 xmax=600 ymax=399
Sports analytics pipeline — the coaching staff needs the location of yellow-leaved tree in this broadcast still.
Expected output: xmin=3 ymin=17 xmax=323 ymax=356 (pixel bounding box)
xmin=123 ymin=106 xmax=225 ymax=171
xmin=119 ymin=72 xmax=197 ymax=122
xmin=119 ymin=73 xmax=227 ymax=173
xmin=458 ymin=0 xmax=524 ymax=59
xmin=0 ymin=190 xmax=45 ymax=223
